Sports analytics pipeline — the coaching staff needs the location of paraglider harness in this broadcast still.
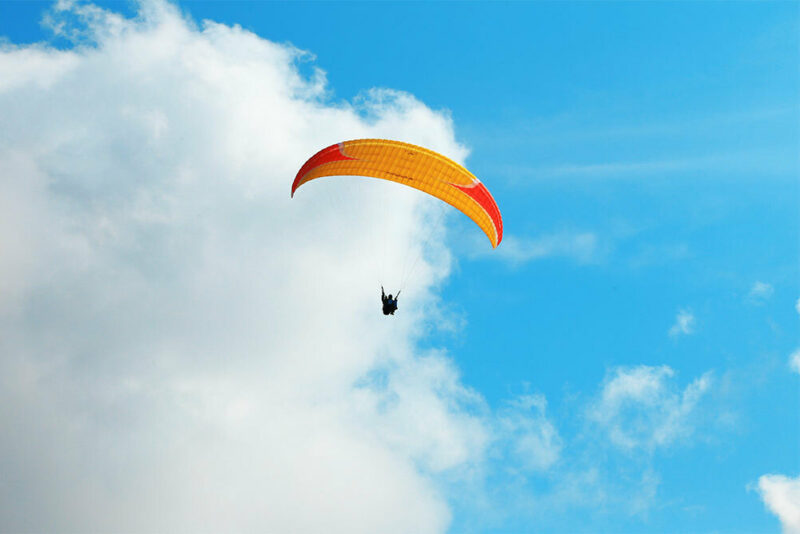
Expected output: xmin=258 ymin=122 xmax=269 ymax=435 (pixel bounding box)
xmin=381 ymin=286 xmax=400 ymax=315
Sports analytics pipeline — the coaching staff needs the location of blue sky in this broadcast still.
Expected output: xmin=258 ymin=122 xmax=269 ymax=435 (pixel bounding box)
xmin=1 ymin=1 xmax=798 ymax=533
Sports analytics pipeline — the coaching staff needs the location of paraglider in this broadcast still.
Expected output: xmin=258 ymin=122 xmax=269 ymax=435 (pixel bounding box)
xmin=292 ymin=139 xmax=503 ymax=315
xmin=381 ymin=286 xmax=400 ymax=315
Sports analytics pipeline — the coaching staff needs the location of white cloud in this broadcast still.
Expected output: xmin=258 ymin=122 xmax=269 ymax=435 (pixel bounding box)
xmin=628 ymin=242 xmax=690 ymax=268
xmin=477 ymin=231 xmax=599 ymax=265
xmin=498 ymin=394 xmax=562 ymax=472
xmin=354 ymin=353 xmax=489 ymax=473
xmin=474 ymin=365 xmax=716 ymax=521
xmin=795 ymin=297 xmax=800 ymax=315
xmin=757 ymin=474 xmax=800 ymax=534
xmin=669 ymin=309 xmax=695 ymax=337
xmin=588 ymin=365 xmax=712 ymax=452
xmin=789 ymin=349 xmax=800 ymax=375
xmin=500 ymin=146 xmax=795 ymax=182
xmin=543 ymin=156 xmax=721 ymax=177
xmin=0 ymin=2 xmax=481 ymax=532
xmin=748 ymin=281 xmax=774 ymax=303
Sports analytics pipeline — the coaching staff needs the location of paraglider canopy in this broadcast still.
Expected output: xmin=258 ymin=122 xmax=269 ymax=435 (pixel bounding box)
xmin=292 ymin=139 xmax=503 ymax=248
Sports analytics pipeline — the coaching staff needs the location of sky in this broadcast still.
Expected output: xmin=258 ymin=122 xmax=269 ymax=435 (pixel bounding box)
xmin=0 ymin=1 xmax=798 ymax=533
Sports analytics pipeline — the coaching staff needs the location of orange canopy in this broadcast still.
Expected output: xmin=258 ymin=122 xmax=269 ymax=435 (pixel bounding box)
xmin=292 ymin=139 xmax=503 ymax=248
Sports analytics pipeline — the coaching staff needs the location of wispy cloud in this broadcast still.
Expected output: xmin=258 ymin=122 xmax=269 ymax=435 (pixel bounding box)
xmin=475 ymin=232 xmax=599 ymax=266
xmin=756 ymin=474 xmax=800 ymax=534
xmin=748 ymin=281 xmax=774 ymax=303
xmin=669 ymin=310 xmax=696 ymax=337
xmin=449 ymin=364 xmax=722 ymax=526
xmin=587 ymin=365 xmax=713 ymax=452
xmin=790 ymin=350 xmax=800 ymax=376
xmin=495 ymin=147 xmax=796 ymax=184
xmin=544 ymin=155 xmax=719 ymax=178
xmin=497 ymin=394 xmax=562 ymax=473
xmin=473 ymin=105 xmax=798 ymax=152
xmin=627 ymin=242 xmax=691 ymax=269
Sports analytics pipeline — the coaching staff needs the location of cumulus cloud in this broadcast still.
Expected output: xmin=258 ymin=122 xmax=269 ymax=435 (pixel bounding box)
xmin=587 ymin=365 xmax=712 ymax=452
xmin=669 ymin=309 xmax=695 ymax=337
xmin=477 ymin=364 xmax=717 ymax=522
xmin=476 ymin=231 xmax=599 ymax=266
xmin=790 ymin=350 xmax=800 ymax=375
xmin=0 ymin=1 xmax=481 ymax=532
xmin=757 ymin=474 xmax=800 ymax=534
xmin=748 ymin=281 xmax=774 ymax=303
xmin=354 ymin=353 xmax=489 ymax=473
